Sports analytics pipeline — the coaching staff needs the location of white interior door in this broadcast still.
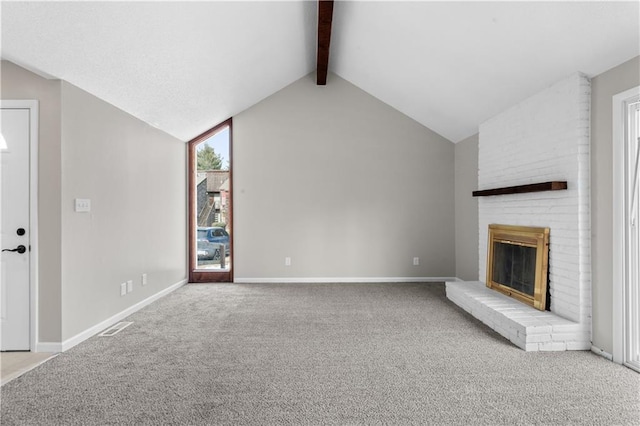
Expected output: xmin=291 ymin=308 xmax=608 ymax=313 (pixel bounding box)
xmin=1 ymin=106 xmax=31 ymax=351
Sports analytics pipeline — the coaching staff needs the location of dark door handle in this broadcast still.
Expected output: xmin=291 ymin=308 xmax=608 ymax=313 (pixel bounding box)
xmin=2 ymin=245 xmax=27 ymax=254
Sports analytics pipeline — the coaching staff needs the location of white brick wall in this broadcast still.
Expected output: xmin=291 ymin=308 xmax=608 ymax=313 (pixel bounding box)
xmin=447 ymin=73 xmax=591 ymax=351
xmin=479 ymin=73 xmax=591 ymax=324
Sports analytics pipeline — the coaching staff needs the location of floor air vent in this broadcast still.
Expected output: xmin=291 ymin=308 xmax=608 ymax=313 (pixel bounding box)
xmin=99 ymin=321 xmax=133 ymax=337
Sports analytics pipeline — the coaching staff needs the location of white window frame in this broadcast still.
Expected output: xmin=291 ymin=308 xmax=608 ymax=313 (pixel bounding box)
xmin=612 ymin=86 xmax=640 ymax=372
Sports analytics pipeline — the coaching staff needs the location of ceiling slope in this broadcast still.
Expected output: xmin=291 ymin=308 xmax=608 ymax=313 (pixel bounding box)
xmin=1 ymin=1 xmax=317 ymax=141
xmin=2 ymin=1 xmax=639 ymax=143
xmin=330 ymin=1 xmax=640 ymax=142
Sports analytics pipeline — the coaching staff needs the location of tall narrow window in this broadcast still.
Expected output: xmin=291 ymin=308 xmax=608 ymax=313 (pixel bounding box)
xmin=188 ymin=119 xmax=232 ymax=282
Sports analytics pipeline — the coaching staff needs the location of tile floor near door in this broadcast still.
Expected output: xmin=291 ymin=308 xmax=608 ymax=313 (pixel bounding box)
xmin=1 ymin=352 xmax=57 ymax=386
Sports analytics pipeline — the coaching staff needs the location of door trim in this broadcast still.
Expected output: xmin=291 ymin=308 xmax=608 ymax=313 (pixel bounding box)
xmin=1 ymin=100 xmax=39 ymax=351
xmin=612 ymin=86 xmax=640 ymax=368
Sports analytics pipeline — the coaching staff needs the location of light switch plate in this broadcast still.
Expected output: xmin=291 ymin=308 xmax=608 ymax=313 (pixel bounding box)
xmin=75 ymin=198 xmax=91 ymax=212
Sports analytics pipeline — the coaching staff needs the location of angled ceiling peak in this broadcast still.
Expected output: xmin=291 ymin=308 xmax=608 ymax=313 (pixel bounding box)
xmin=316 ymin=0 xmax=334 ymax=85
xmin=2 ymin=2 xmax=637 ymax=142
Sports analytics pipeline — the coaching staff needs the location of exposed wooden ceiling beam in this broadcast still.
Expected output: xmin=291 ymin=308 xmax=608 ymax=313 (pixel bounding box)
xmin=316 ymin=0 xmax=334 ymax=85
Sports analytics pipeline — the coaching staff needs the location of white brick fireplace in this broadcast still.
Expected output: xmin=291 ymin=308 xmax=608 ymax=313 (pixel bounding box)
xmin=447 ymin=73 xmax=592 ymax=351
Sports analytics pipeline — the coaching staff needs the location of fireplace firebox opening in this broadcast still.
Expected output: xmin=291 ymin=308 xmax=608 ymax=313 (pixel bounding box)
xmin=486 ymin=224 xmax=550 ymax=311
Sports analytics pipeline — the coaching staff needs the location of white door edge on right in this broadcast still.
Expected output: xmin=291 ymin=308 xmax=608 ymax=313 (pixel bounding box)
xmin=624 ymin=97 xmax=640 ymax=372
xmin=613 ymin=87 xmax=640 ymax=373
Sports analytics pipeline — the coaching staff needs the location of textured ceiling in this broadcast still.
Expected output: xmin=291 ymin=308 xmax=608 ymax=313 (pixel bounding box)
xmin=2 ymin=1 xmax=639 ymax=143
xmin=1 ymin=1 xmax=317 ymax=141
xmin=331 ymin=1 xmax=640 ymax=142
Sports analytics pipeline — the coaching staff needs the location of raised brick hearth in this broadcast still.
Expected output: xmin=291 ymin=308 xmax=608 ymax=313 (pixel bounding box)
xmin=447 ymin=281 xmax=590 ymax=351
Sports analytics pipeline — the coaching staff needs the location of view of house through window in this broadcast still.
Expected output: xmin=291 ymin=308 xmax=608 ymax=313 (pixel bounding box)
xmin=195 ymin=126 xmax=231 ymax=270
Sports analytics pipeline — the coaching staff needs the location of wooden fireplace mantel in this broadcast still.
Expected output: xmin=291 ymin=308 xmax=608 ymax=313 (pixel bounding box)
xmin=472 ymin=181 xmax=567 ymax=197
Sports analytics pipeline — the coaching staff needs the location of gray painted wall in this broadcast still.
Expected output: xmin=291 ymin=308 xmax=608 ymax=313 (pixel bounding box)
xmin=454 ymin=134 xmax=479 ymax=281
xmin=2 ymin=61 xmax=187 ymax=344
xmin=233 ymin=73 xmax=455 ymax=280
xmin=591 ymin=56 xmax=640 ymax=353
xmin=59 ymin=82 xmax=187 ymax=340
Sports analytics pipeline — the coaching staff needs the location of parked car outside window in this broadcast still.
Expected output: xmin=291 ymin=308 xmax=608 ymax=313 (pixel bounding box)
xmin=197 ymin=239 xmax=220 ymax=260
xmin=197 ymin=227 xmax=230 ymax=255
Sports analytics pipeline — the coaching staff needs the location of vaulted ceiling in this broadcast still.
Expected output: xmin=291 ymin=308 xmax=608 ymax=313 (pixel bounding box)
xmin=2 ymin=1 xmax=639 ymax=143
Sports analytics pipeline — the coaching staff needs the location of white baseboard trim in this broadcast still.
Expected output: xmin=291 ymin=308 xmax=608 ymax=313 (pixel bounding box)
xmin=36 ymin=279 xmax=187 ymax=353
xmin=591 ymin=345 xmax=613 ymax=361
xmin=234 ymin=277 xmax=457 ymax=284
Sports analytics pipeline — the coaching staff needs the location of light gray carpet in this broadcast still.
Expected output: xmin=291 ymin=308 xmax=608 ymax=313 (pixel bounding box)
xmin=1 ymin=282 xmax=639 ymax=425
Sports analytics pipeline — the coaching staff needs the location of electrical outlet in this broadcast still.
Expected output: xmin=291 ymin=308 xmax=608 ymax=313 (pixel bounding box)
xmin=413 ymin=257 xmax=420 ymax=266
xmin=285 ymin=257 xmax=291 ymax=266
xmin=142 ymin=273 xmax=147 ymax=286
xmin=127 ymin=280 xmax=133 ymax=293
xmin=120 ymin=283 xmax=127 ymax=296
xmin=74 ymin=198 xmax=91 ymax=212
